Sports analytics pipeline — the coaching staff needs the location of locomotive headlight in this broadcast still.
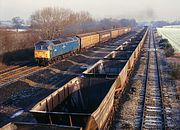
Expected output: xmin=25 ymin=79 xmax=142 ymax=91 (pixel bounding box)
xmin=44 ymin=51 xmax=50 ymax=59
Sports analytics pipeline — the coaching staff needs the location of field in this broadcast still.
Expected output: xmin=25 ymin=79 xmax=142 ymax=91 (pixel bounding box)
xmin=157 ymin=26 xmax=180 ymax=53
xmin=158 ymin=26 xmax=180 ymax=98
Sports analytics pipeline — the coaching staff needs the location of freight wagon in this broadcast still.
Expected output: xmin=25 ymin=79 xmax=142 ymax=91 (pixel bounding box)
xmin=111 ymin=29 xmax=119 ymax=38
xmin=76 ymin=32 xmax=99 ymax=49
xmin=98 ymin=30 xmax=111 ymax=43
xmin=30 ymin=77 xmax=116 ymax=130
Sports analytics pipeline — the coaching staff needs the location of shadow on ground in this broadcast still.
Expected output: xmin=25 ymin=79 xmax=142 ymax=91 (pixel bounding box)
xmin=0 ymin=48 xmax=34 ymax=66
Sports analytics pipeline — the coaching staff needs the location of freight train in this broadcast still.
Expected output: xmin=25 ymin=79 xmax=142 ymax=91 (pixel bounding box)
xmin=1 ymin=27 xmax=148 ymax=130
xmin=34 ymin=28 xmax=131 ymax=65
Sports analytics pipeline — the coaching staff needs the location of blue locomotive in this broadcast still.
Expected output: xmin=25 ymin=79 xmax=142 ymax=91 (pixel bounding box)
xmin=34 ymin=37 xmax=80 ymax=65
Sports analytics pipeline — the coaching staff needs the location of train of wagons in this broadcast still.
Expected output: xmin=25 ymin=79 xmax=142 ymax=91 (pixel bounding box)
xmin=1 ymin=27 xmax=148 ymax=130
xmin=34 ymin=28 xmax=131 ymax=65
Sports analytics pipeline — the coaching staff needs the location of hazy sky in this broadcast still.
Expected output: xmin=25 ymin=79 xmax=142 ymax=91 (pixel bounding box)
xmin=0 ymin=0 xmax=180 ymax=21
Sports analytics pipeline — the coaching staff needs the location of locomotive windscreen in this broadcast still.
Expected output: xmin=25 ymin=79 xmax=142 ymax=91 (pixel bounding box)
xmin=35 ymin=41 xmax=49 ymax=50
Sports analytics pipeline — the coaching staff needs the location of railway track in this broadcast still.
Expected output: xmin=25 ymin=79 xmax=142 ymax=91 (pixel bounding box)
xmin=110 ymin=28 xmax=179 ymax=129
xmin=0 ymin=55 xmax=88 ymax=87
xmin=0 ymin=62 xmax=31 ymax=75
xmin=135 ymin=29 xmax=166 ymax=129
xmin=0 ymin=32 xmax=135 ymax=88
xmin=0 ymin=66 xmax=41 ymax=87
xmin=0 ymin=65 xmax=21 ymax=75
xmin=0 ymin=63 xmax=34 ymax=79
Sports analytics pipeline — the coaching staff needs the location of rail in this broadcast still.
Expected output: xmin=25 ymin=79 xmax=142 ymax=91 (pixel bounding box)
xmin=140 ymin=28 xmax=166 ymax=129
xmin=152 ymin=29 xmax=166 ymax=129
xmin=140 ymin=29 xmax=151 ymax=129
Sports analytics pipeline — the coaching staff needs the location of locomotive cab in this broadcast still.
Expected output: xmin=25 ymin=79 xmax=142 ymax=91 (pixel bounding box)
xmin=34 ymin=41 xmax=53 ymax=65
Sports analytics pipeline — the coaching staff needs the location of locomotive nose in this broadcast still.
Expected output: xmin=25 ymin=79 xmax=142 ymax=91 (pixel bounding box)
xmin=34 ymin=50 xmax=50 ymax=59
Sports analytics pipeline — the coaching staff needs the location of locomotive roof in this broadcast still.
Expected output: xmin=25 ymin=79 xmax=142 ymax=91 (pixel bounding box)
xmin=35 ymin=40 xmax=49 ymax=45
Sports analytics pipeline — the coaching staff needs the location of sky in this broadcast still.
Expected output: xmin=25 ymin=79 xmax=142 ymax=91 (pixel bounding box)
xmin=0 ymin=0 xmax=180 ymax=22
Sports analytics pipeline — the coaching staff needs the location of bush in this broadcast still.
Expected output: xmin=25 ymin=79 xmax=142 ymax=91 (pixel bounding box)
xmin=164 ymin=43 xmax=174 ymax=57
xmin=159 ymin=38 xmax=174 ymax=57
xmin=169 ymin=62 xmax=180 ymax=79
xmin=159 ymin=38 xmax=169 ymax=43
xmin=165 ymin=47 xmax=175 ymax=57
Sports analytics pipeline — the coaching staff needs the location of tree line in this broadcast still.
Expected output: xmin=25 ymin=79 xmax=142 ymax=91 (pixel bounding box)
xmin=0 ymin=7 xmax=137 ymax=61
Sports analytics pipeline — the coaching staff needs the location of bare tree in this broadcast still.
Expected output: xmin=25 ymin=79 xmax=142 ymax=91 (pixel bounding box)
xmin=30 ymin=7 xmax=94 ymax=39
xmin=31 ymin=7 xmax=72 ymax=39
xmin=12 ymin=17 xmax=24 ymax=32
xmin=76 ymin=11 xmax=93 ymax=33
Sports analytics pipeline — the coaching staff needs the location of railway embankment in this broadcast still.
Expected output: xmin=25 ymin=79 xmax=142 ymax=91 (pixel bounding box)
xmin=156 ymin=31 xmax=180 ymax=100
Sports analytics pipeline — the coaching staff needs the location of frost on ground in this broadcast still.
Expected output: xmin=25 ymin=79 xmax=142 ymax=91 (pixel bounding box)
xmin=157 ymin=27 xmax=180 ymax=53
xmin=158 ymin=49 xmax=180 ymax=129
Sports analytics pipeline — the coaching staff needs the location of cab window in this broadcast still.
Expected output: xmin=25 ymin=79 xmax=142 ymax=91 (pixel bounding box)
xmin=35 ymin=45 xmax=41 ymax=50
xmin=42 ymin=45 xmax=48 ymax=50
xmin=35 ymin=45 xmax=48 ymax=50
